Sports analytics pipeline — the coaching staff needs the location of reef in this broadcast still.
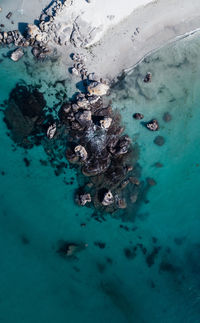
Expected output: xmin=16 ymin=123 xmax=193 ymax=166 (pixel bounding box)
xmin=3 ymin=83 xmax=47 ymax=147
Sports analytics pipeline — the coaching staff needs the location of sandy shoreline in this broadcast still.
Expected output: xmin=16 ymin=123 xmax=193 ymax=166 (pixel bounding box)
xmin=1 ymin=0 xmax=200 ymax=82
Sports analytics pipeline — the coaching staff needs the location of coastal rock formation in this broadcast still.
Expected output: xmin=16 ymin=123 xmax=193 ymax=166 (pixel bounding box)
xmin=58 ymin=88 xmax=142 ymax=213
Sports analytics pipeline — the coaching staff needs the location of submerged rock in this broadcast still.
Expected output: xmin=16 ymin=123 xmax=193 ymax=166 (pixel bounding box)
xmin=154 ymin=135 xmax=165 ymax=146
xmin=57 ymin=241 xmax=88 ymax=257
xmin=163 ymin=112 xmax=172 ymax=122
xmin=4 ymin=83 xmax=46 ymax=146
xmin=10 ymin=48 xmax=24 ymax=61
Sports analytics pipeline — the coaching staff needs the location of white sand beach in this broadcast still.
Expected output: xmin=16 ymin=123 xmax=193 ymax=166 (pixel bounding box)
xmin=1 ymin=0 xmax=200 ymax=81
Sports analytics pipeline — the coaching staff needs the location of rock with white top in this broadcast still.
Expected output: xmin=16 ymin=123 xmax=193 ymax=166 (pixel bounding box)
xmin=47 ymin=123 xmax=57 ymax=139
xmin=102 ymin=190 xmax=114 ymax=206
xmin=87 ymin=82 xmax=109 ymax=96
xmin=10 ymin=48 xmax=24 ymax=61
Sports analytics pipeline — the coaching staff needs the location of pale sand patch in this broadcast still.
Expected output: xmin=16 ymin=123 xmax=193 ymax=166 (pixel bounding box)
xmin=1 ymin=0 xmax=200 ymax=82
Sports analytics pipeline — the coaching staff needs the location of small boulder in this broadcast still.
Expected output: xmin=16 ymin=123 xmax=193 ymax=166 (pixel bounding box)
xmin=102 ymin=190 xmax=114 ymax=206
xmin=146 ymin=119 xmax=159 ymax=131
xmin=74 ymin=145 xmax=88 ymax=161
xmin=163 ymin=112 xmax=172 ymax=122
xmin=100 ymin=117 xmax=112 ymax=129
xmin=144 ymin=72 xmax=152 ymax=83
xmin=133 ymin=113 xmax=144 ymax=120
xmin=78 ymin=193 xmax=91 ymax=206
xmin=87 ymin=82 xmax=109 ymax=96
xmin=10 ymin=48 xmax=24 ymax=61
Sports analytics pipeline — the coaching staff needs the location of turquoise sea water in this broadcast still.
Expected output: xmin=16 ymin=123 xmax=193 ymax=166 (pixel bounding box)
xmin=1 ymin=32 xmax=200 ymax=323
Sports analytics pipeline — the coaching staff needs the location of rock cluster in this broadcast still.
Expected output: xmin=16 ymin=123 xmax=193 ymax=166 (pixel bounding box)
xmin=59 ymin=89 xmax=141 ymax=212
xmin=0 ymin=0 xmax=74 ymax=61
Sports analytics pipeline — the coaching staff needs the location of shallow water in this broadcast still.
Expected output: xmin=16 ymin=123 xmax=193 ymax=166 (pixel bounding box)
xmin=0 ymin=32 xmax=200 ymax=323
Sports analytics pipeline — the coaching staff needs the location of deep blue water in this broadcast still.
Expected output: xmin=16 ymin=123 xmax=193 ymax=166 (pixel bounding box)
xmin=0 ymin=32 xmax=200 ymax=323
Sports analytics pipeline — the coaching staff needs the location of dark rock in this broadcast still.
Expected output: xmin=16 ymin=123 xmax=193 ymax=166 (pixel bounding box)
xmin=144 ymin=72 xmax=152 ymax=83
xmin=6 ymin=12 xmax=12 ymax=19
xmin=133 ymin=113 xmax=144 ymax=120
xmin=124 ymin=247 xmax=137 ymax=259
xmin=4 ymin=83 xmax=46 ymax=146
xmin=154 ymin=135 xmax=165 ymax=146
xmin=146 ymin=246 xmax=161 ymax=267
xmin=94 ymin=242 xmax=106 ymax=249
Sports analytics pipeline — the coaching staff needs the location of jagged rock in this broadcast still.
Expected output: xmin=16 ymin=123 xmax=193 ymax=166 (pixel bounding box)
xmin=47 ymin=123 xmax=57 ymax=139
xmin=10 ymin=48 xmax=24 ymax=61
xmin=144 ymin=72 xmax=152 ymax=83
xmin=87 ymin=82 xmax=109 ymax=96
xmin=100 ymin=117 xmax=112 ymax=129
xmin=146 ymin=119 xmax=159 ymax=131
xmin=78 ymin=193 xmax=91 ymax=206
xmin=74 ymin=145 xmax=88 ymax=161
xmin=154 ymin=135 xmax=165 ymax=146
xmin=102 ymin=190 xmax=114 ymax=206
xmin=133 ymin=113 xmax=144 ymax=120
